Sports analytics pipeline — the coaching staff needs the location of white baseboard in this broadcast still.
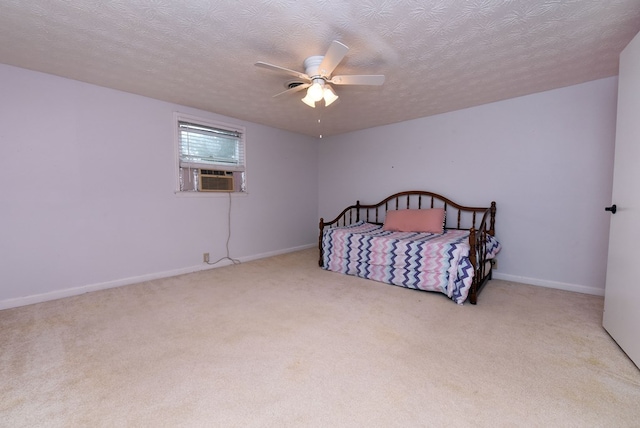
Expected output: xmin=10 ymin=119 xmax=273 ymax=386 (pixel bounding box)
xmin=0 ymin=244 xmax=316 ymax=310
xmin=492 ymin=272 xmax=605 ymax=297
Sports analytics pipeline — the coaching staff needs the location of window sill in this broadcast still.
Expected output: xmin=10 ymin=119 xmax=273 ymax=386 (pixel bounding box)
xmin=174 ymin=191 xmax=248 ymax=198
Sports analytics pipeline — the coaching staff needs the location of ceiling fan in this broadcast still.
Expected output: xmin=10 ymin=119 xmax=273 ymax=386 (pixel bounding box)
xmin=255 ymin=40 xmax=385 ymax=108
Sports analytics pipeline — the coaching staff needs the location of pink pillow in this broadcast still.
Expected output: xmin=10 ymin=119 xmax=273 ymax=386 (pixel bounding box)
xmin=383 ymin=208 xmax=445 ymax=234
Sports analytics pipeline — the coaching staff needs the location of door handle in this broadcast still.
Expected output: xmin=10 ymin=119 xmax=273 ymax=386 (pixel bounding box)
xmin=605 ymin=204 xmax=617 ymax=214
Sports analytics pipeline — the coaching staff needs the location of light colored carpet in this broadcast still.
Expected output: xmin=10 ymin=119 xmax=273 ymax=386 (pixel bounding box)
xmin=1 ymin=248 xmax=639 ymax=427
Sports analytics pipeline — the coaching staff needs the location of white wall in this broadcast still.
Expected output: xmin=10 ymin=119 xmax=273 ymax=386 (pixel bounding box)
xmin=0 ymin=64 xmax=318 ymax=308
xmin=319 ymin=78 xmax=618 ymax=295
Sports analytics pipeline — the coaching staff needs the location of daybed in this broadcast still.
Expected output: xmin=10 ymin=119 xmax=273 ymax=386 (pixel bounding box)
xmin=318 ymin=191 xmax=500 ymax=304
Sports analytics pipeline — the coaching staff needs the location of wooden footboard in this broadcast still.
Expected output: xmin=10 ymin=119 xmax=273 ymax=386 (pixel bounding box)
xmin=319 ymin=191 xmax=497 ymax=304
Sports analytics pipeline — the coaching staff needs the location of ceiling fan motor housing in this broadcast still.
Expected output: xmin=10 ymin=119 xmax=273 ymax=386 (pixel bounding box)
xmin=303 ymin=56 xmax=325 ymax=78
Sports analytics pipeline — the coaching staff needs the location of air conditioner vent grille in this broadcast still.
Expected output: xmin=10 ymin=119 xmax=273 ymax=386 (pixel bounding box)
xmin=199 ymin=170 xmax=234 ymax=192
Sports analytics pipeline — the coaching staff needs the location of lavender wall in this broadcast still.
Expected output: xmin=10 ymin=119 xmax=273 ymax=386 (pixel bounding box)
xmin=0 ymin=63 xmax=618 ymax=307
xmin=0 ymin=64 xmax=318 ymax=308
xmin=319 ymin=78 xmax=618 ymax=295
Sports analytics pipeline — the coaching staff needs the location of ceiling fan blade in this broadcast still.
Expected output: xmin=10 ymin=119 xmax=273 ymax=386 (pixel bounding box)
xmin=318 ymin=41 xmax=349 ymax=77
xmin=330 ymin=75 xmax=386 ymax=86
xmin=255 ymin=61 xmax=310 ymax=81
xmin=272 ymin=83 xmax=310 ymax=97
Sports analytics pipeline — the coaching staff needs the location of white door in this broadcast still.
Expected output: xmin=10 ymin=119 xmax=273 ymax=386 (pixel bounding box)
xmin=603 ymin=31 xmax=640 ymax=369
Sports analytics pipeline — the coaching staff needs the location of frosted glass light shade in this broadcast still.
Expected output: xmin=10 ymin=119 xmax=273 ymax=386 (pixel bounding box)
xmin=307 ymin=82 xmax=324 ymax=102
xmin=323 ymin=86 xmax=338 ymax=106
xmin=301 ymin=93 xmax=316 ymax=108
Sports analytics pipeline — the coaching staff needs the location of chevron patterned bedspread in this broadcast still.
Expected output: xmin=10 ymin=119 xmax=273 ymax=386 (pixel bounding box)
xmin=321 ymin=221 xmax=501 ymax=304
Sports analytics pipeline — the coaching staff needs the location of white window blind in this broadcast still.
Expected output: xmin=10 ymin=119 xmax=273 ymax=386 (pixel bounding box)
xmin=175 ymin=114 xmax=247 ymax=193
xmin=178 ymin=121 xmax=245 ymax=171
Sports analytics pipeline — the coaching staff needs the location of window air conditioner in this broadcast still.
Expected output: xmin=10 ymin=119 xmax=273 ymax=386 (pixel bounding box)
xmin=199 ymin=170 xmax=234 ymax=192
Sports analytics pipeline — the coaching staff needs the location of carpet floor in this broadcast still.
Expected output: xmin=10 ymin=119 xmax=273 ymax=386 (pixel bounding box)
xmin=1 ymin=248 xmax=639 ymax=427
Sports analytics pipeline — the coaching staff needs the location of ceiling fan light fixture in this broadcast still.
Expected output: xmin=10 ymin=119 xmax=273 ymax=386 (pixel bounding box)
xmin=307 ymin=80 xmax=324 ymax=102
xmin=301 ymin=93 xmax=316 ymax=108
xmin=323 ymin=85 xmax=338 ymax=106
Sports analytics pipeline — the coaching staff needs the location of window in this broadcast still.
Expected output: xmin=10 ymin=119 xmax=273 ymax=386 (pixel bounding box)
xmin=175 ymin=113 xmax=246 ymax=193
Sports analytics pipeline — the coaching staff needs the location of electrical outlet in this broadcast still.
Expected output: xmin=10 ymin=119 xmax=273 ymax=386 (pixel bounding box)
xmin=203 ymin=253 xmax=210 ymax=263
xmin=491 ymin=259 xmax=498 ymax=270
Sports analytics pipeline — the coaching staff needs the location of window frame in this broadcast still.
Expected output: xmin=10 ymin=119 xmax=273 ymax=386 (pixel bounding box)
xmin=174 ymin=112 xmax=247 ymax=195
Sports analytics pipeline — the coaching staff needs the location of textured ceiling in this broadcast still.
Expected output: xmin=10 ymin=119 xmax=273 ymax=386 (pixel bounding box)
xmin=1 ymin=0 xmax=639 ymax=137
